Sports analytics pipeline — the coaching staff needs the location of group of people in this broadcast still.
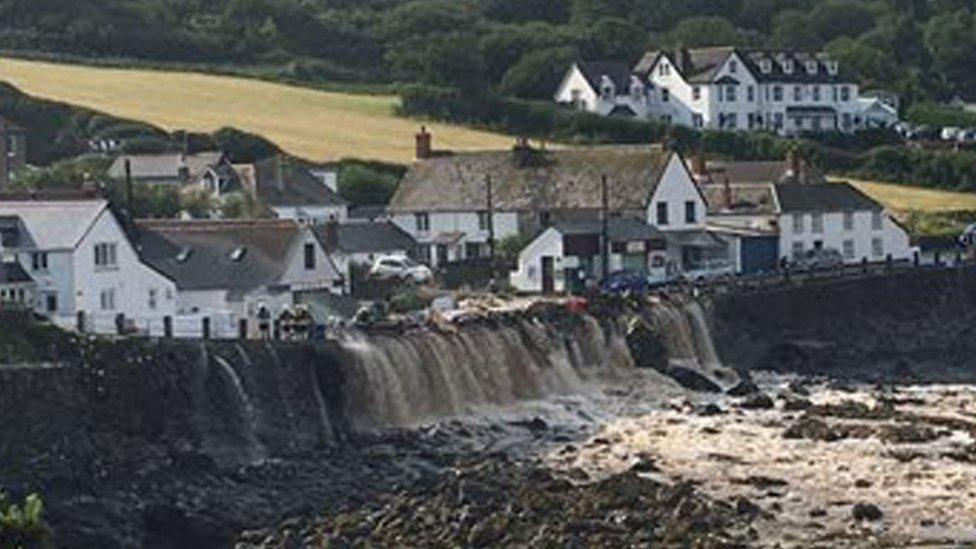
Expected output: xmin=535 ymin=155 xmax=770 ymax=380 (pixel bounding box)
xmin=255 ymin=304 xmax=314 ymax=340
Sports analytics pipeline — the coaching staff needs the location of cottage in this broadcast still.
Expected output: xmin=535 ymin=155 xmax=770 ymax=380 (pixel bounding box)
xmin=107 ymin=151 xmax=239 ymax=194
xmin=136 ymin=219 xmax=344 ymax=335
xmin=0 ymin=199 xmax=177 ymax=333
xmin=774 ymin=182 xmax=911 ymax=264
xmin=699 ymin=154 xmax=911 ymax=269
xmin=511 ymin=217 xmax=667 ymax=293
xmin=556 ymin=47 xmax=893 ymax=135
xmin=390 ymin=132 xmax=716 ymax=271
xmin=311 ymin=220 xmax=416 ymax=293
xmin=236 ymin=156 xmax=347 ymax=224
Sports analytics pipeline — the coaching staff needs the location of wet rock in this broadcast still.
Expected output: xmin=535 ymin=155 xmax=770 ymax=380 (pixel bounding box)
xmin=787 ymin=380 xmax=811 ymax=397
xmin=698 ymin=403 xmax=725 ymax=416
xmin=509 ymin=417 xmax=548 ymax=432
xmin=782 ymin=397 xmax=813 ymax=411
xmin=733 ymin=475 xmax=788 ymax=489
xmin=783 ymin=417 xmax=847 ymax=442
xmin=735 ymin=497 xmax=762 ymax=517
xmin=852 ymin=503 xmax=883 ymax=522
xmin=727 ymin=379 xmax=760 ymax=397
xmin=879 ymin=423 xmax=941 ymax=444
xmin=740 ymin=393 xmax=775 ymax=410
xmin=467 ymin=513 xmax=507 ymax=546
xmin=666 ymin=366 xmax=722 ymax=393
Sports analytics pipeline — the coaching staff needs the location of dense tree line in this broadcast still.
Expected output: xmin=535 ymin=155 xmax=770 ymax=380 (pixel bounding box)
xmin=2 ymin=0 xmax=976 ymax=104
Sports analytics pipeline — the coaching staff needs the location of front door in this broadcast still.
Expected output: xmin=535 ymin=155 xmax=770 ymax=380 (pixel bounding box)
xmin=436 ymin=244 xmax=449 ymax=266
xmin=541 ymin=256 xmax=555 ymax=294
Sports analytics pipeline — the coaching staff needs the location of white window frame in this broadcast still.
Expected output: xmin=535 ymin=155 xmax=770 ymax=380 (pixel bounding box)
xmin=871 ymin=211 xmax=883 ymax=230
xmin=793 ymin=214 xmax=804 ymax=234
xmin=843 ymin=211 xmax=854 ymax=231
xmin=872 ymin=237 xmax=884 ymax=258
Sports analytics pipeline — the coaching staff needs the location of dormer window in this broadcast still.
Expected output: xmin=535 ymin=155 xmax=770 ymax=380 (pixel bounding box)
xmin=229 ymin=246 xmax=247 ymax=262
xmin=729 ymin=59 xmax=738 ymax=74
xmin=782 ymin=60 xmax=794 ymax=74
xmin=806 ymin=60 xmax=818 ymax=75
xmin=600 ymin=80 xmax=615 ymax=100
xmin=176 ymin=247 xmax=193 ymax=263
xmin=658 ymin=62 xmax=670 ymax=77
xmin=826 ymin=60 xmax=839 ymax=75
xmin=760 ymin=59 xmax=772 ymax=74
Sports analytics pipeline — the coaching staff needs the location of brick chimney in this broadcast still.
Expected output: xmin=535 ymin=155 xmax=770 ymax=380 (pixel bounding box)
xmin=692 ymin=150 xmax=707 ymax=176
xmin=415 ymin=126 xmax=432 ymax=160
xmin=323 ymin=218 xmax=340 ymax=250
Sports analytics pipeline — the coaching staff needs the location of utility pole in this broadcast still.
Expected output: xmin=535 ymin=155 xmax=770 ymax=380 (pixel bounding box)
xmin=486 ymin=174 xmax=495 ymax=261
xmin=601 ymin=174 xmax=610 ymax=281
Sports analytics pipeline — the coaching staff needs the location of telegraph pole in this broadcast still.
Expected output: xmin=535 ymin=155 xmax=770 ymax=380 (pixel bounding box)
xmin=601 ymin=174 xmax=610 ymax=280
xmin=486 ymin=174 xmax=495 ymax=261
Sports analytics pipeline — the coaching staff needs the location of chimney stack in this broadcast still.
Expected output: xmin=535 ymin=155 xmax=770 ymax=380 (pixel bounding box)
xmin=415 ymin=126 xmax=432 ymax=160
xmin=692 ymin=149 xmax=707 ymax=176
xmin=323 ymin=218 xmax=340 ymax=251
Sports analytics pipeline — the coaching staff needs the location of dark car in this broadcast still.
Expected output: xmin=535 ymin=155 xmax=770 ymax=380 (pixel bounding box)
xmin=599 ymin=270 xmax=649 ymax=295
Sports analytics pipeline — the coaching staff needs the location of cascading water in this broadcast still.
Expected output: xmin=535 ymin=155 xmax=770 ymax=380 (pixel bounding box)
xmin=335 ymin=317 xmax=632 ymax=429
xmin=642 ymin=298 xmax=734 ymax=389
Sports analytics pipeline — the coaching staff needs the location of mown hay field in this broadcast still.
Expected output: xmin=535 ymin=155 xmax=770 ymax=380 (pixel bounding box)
xmin=0 ymin=57 xmax=512 ymax=164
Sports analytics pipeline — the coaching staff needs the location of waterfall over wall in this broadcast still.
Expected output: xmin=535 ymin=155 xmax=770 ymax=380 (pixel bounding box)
xmin=635 ymin=298 xmax=735 ymax=391
xmin=0 ymin=313 xmax=634 ymax=476
xmin=335 ymin=316 xmax=634 ymax=429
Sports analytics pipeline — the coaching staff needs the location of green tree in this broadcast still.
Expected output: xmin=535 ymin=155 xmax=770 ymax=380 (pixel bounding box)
xmin=0 ymin=492 xmax=49 ymax=548
xmin=770 ymin=10 xmax=824 ymax=50
xmin=219 ymin=191 xmax=268 ymax=219
xmin=338 ymin=164 xmax=400 ymax=206
xmin=666 ymin=16 xmax=743 ymax=48
xmin=386 ymin=32 xmax=488 ymax=90
xmin=500 ymin=47 xmax=579 ymax=99
xmin=180 ymin=188 xmax=216 ymax=219
xmin=810 ymin=1 xmax=876 ymax=43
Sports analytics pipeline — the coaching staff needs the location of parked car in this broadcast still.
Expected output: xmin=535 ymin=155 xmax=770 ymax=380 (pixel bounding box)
xmin=369 ymin=255 xmax=433 ymax=283
xmin=792 ymin=248 xmax=844 ymax=270
xmin=599 ymin=270 xmax=649 ymax=295
xmin=679 ymin=259 xmax=735 ymax=283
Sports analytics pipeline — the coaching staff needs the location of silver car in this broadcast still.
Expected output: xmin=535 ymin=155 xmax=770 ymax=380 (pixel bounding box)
xmin=792 ymin=248 xmax=844 ymax=270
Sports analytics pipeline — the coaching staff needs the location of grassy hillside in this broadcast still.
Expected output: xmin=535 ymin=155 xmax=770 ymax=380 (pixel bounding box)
xmin=839 ymin=178 xmax=976 ymax=214
xmin=0 ymin=57 xmax=512 ymax=164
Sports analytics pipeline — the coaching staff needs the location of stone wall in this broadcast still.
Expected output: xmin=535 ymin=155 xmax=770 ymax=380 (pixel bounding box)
xmin=709 ymin=267 xmax=976 ymax=382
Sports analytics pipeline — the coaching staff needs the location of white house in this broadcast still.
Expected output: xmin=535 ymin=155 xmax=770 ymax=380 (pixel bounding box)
xmin=510 ymin=218 xmax=667 ymax=293
xmin=390 ymin=132 xmax=717 ymax=270
xmin=556 ymin=47 xmax=895 ymax=135
xmin=136 ymin=219 xmax=345 ymax=336
xmin=773 ymin=182 xmax=911 ymax=264
xmin=0 ymin=199 xmax=177 ymax=334
xmin=235 ymin=156 xmax=348 ymax=224
xmin=108 ymin=151 xmax=237 ymax=191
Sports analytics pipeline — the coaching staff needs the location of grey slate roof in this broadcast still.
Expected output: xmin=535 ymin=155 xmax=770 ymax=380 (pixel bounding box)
xmin=576 ymin=60 xmax=634 ymax=90
xmin=0 ymin=200 xmax=108 ymax=250
xmin=252 ymin=157 xmax=347 ymax=208
xmin=135 ymin=220 xmax=300 ymax=292
xmin=702 ymin=183 xmax=778 ymax=215
xmin=635 ymin=47 xmax=855 ymax=85
xmin=773 ymin=182 xmax=882 ymax=213
xmin=391 ymin=145 xmax=673 ymax=213
xmin=703 ymin=159 xmax=827 ymax=186
xmin=0 ymin=261 xmax=31 ymax=284
xmin=552 ymin=217 xmax=663 ymax=241
xmin=312 ymin=222 xmax=416 ymax=254
xmin=108 ymin=152 xmax=225 ymax=183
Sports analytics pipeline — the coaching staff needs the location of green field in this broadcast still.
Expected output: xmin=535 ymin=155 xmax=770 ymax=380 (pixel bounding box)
xmin=0 ymin=57 xmax=512 ymax=164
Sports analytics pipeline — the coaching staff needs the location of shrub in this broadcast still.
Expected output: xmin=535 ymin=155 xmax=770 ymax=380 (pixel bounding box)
xmin=0 ymin=492 xmax=49 ymax=548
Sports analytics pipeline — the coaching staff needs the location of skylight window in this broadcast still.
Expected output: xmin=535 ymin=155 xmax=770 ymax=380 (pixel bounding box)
xmin=230 ymin=246 xmax=247 ymax=262
xmin=176 ymin=247 xmax=193 ymax=263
